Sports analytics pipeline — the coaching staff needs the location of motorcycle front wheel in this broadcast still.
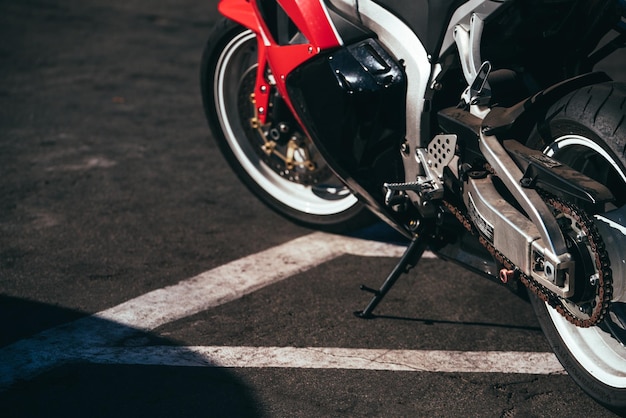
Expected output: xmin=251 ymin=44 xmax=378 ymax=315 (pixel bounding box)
xmin=528 ymin=81 xmax=626 ymax=412
xmin=200 ymin=20 xmax=372 ymax=231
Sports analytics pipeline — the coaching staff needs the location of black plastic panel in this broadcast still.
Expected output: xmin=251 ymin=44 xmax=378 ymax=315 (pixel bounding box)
xmin=286 ymin=38 xmax=409 ymax=226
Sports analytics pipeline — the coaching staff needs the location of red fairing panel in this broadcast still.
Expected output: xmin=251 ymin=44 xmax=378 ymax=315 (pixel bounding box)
xmin=218 ymin=0 xmax=342 ymax=124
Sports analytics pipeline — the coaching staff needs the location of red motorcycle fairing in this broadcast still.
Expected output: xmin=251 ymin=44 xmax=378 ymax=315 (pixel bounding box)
xmin=218 ymin=0 xmax=342 ymax=125
xmin=217 ymin=0 xmax=412 ymax=232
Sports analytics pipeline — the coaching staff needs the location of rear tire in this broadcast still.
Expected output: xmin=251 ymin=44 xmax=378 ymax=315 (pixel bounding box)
xmin=200 ymin=19 xmax=373 ymax=232
xmin=528 ymin=81 xmax=626 ymax=413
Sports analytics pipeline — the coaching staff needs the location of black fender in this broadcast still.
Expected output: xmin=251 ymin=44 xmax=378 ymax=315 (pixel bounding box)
xmin=482 ymin=72 xmax=615 ymax=210
xmin=482 ymin=72 xmax=612 ymax=139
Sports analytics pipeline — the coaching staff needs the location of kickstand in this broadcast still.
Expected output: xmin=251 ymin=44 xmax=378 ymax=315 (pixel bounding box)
xmin=354 ymin=235 xmax=428 ymax=319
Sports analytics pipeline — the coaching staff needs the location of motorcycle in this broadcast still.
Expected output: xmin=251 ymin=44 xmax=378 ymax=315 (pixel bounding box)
xmin=200 ymin=0 xmax=626 ymax=411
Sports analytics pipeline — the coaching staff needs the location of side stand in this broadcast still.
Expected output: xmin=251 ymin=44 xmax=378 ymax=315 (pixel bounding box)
xmin=354 ymin=235 xmax=428 ymax=319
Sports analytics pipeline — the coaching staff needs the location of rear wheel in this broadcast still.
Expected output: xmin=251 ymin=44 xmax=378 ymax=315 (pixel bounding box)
xmin=200 ymin=20 xmax=372 ymax=231
xmin=528 ymin=82 xmax=626 ymax=412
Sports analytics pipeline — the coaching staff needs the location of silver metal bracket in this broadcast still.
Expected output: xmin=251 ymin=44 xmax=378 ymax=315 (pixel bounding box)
xmin=426 ymin=134 xmax=457 ymax=179
xmin=463 ymin=61 xmax=492 ymax=106
xmin=454 ymin=12 xmax=485 ymax=85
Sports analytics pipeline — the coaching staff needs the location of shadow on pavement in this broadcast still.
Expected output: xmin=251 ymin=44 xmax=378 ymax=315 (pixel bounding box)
xmin=0 ymin=296 xmax=264 ymax=418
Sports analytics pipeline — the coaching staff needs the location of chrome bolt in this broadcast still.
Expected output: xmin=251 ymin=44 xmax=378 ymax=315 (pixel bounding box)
xmin=576 ymin=232 xmax=589 ymax=244
xmin=408 ymin=219 xmax=420 ymax=231
xmin=579 ymin=303 xmax=593 ymax=315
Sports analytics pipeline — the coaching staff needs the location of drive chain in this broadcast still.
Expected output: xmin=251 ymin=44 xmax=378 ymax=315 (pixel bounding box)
xmin=442 ymin=192 xmax=612 ymax=328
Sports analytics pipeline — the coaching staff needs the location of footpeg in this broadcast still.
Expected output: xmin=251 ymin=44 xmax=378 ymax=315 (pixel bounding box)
xmin=383 ymin=181 xmax=436 ymax=205
xmin=384 ymin=134 xmax=457 ymax=207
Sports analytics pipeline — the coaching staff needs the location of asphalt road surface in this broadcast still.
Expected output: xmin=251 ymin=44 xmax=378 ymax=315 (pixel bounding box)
xmin=1 ymin=1 xmax=625 ymax=417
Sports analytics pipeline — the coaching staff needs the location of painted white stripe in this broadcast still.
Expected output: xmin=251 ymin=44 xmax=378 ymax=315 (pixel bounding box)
xmin=96 ymin=232 xmax=343 ymax=330
xmin=0 ymin=231 xmax=549 ymax=392
xmin=595 ymin=214 xmax=626 ymax=236
xmin=79 ymin=346 xmax=566 ymax=375
xmin=0 ymin=232 xmax=412 ymax=389
xmin=94 ymin=232 xmax=426 ymax=331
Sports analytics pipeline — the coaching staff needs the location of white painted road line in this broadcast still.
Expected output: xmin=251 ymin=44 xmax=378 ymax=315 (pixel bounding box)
xmin=0 ymin=232 xmax=410 ymax=389
xmin=79 ymin=346 xmax=565 ymax=375
xmin=96 ymin=232 xmax=350 ymax=330
xmin=0 ymin=232 xmax=559 ymax=391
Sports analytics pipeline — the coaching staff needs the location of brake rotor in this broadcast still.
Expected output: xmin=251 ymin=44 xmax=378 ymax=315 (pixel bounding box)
xmin=237 ymin=69 xmax=332 ymax=186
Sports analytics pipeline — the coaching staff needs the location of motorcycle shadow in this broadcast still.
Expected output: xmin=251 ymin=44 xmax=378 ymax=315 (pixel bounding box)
xmin=367 ymin=313 xmax=542 ymax=332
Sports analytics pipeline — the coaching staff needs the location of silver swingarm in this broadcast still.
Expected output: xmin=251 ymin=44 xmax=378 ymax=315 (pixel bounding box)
xmin=472 ymin=130 xmax=575 ymax=298
xmin=463 ymin=169 xmax=575 ymax=297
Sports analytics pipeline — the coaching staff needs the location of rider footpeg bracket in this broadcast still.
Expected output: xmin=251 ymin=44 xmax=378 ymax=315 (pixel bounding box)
xmin=426 ymin=134 xmax=457 ymax=179
xmin=383 ymin=134 xmax=457 ymax=212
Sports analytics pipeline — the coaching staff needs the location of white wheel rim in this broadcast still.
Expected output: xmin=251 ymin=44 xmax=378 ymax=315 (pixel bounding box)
xmin=213 ymin=30 xmax=358 ymax=216
xmin=544 ymin=134 xmax=626 ymax=388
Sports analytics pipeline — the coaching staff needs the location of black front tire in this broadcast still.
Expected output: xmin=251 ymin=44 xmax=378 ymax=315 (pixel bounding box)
xmin=200 ymin=19 xmax=373 ymax=232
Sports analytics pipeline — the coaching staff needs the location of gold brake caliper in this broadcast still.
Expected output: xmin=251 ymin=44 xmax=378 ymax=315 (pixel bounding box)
xmin=249 ymin=93 xmax=316 ymax=172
